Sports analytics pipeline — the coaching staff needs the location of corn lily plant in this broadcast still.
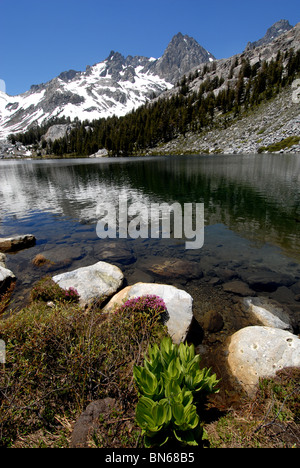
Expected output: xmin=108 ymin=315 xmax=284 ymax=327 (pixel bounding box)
xmin=133 ymin=336 xmax=220 ymax=447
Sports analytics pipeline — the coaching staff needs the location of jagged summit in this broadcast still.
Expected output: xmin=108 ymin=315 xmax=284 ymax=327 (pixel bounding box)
xmin=101 ymin=34 xmax=215 ymax=84
xmin=0 ymin=22 xmax=297 ymax=140
xmin=245 ymin=19 xmax=293 ymax=51
xmin=152 ymin=33 xmax=215 ymax=83
xmin=0 ymin=32 xmax=214 ymax=137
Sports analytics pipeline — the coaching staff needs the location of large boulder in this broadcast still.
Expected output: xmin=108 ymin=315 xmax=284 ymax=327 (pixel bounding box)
xmin=52 ymin=261 xmax=124 ymax=307
xmin=0 ymin=235 xmax=36 ymax=253
xmin=43 ymin=124 xmax=73 ymax=142
xmin=242 ymin=297 xmax=293 ymax=331
xmin=227 ymin=326 xmax=300 ymax=396
xmin=104 ymin=282 xmax=194 ymax=344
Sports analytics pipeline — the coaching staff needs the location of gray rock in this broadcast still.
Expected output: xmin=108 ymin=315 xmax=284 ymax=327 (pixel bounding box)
xmin=246 ymin=271 xmax=294 ymax=292
xmin=95 ymin=241 xmax=136 ymax=266
xmin=223 ymin=280 xmax=255 ymax=297
xmin=227 ymin=326 xmax=300 ymax=396
xmin=53 ymin=261 xmax=124 ymax=307
xmin=242 ymin=297 xmax=293 ymax=331
xmin=43 ymin=124 xmax=74 ymax=143
xmin=104 ymin=282 xmax=194 ymax=344
xmin=0 ymin=234 xmax=36 ymax=253
xmin=89 ymin=148 xmax=109 ymax=158
xmin=144 ymin=258 xmax=202 ymax=280
xmin=70 ymin=398 xmax=117 ymax=448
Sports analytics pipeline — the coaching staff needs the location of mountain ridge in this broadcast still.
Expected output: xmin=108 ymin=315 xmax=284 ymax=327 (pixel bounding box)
xmin=0 ymin=19 xmax=298 ymax=155
xmin=0 ymin=32 xmax=214 ymax=138
xmin=245 ymin=19 xmax=293 ymax=51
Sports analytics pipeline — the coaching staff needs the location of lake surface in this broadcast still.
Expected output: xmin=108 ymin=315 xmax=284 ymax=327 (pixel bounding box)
xmin=1 ymin=154 xmax=300 ymax=333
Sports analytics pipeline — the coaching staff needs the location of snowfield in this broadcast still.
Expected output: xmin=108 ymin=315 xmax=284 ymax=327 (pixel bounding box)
xmin=0 ymin=57 xmax=173 ymax=138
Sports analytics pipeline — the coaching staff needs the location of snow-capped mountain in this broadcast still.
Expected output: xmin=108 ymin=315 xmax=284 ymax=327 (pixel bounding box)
xmin=0 ymin=33 xmax=215 ymax=138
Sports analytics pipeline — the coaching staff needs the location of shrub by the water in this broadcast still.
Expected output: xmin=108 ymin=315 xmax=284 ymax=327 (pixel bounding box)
xmin=117 ymin=295 xmax=169 ymax=323
xmin=0 ymin=291 xmax=167 ymax=447
xmin=30 ymin=277 xmax=80 ymax=304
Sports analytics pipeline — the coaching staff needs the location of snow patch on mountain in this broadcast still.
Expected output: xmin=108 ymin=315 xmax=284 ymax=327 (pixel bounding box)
xmin=0 ymin=33 xmax=215 ymax=138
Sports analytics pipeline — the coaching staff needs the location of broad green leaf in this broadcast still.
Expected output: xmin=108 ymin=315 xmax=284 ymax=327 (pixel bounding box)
xmin=136 ymin=397 xmax=171 ymax=440
xmin=144 ymin=432 xmax=170 ymax=448
xmin=160 ymin=337 xmax=177 ymax=368
xmin=144 ymin=343 xmax=163 ymax=375
xmin=171 ymin=402 xmax=185 ymax=426
xmin=162 ymin=357 xmax=183 ymax=386
xmin=152 ymin=401 xmax=169 ymax=427
xmin=136 ymin=397 xmax=156 ymax=429
xmin=183 ymin=404 xmax=199 ymax=430
xmin=165 ymin=380 xmax=193 ymax=406
xmin=173 ymin=429 xmax=199 ymax=446
xmin=178 ymin=342 xmax=196 ymax=366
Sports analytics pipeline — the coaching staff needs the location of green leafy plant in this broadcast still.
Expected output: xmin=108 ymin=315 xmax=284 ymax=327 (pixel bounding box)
xmin=133 ymin=336 xmax=220 ymax=447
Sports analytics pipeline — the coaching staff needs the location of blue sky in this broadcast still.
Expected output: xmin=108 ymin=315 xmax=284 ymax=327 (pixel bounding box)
xmin=1 ymin=0 xmax=299 ymax=96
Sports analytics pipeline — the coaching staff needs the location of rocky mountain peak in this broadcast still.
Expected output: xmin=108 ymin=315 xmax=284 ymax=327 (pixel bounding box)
xmin=58 ymin=69 xmax=80 ymax=82
xmin=106 ymin=50 xmax=125 ymax=63
xmin=153 ymin=32 xmax=215 ymax=83
xmin=245 ymin=19 xmax=293 ymax=51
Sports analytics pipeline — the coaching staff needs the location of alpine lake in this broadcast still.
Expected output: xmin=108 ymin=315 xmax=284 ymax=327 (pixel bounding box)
xmin=1 ymin=153 xmax=300 ymax=367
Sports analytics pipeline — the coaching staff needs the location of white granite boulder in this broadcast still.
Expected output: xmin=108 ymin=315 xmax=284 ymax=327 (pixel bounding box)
xmin=242 ymin=296 xmax=293 ymax=331
xmin=227 ymin=326 xmax=300 ymax=396
xmin=53 ymin=261 xmax=124 ymax=307
xmin=104 ymin=282 xmax=194 ymax=344
xmin=0 ymin=265 xmax=16 ymax=294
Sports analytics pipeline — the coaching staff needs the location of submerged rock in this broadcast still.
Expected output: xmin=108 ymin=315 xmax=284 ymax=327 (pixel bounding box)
xmin=95 ymin=241 xmax=136 ymax=266
xmin=144 ymin=258 xmax=202 ymax=281
xmin=104 ymin=282 xmax=194 ymax=344
xmin=0 ymin=234 xmax=36 ymax=253
xmin=242 ymin=296 xmax=293 ymax=331
xmin=52 ymin=261 xmax=124 ymax=307
xmin=223 ymin=280 xmax=255 ymax=297
xmin=227 ymin=326 xmax=300 ymax=396
xmin=200 ymin=309 xmax=224 ymax=333
xmin=246 ymin=271 xmax=294 ymax=292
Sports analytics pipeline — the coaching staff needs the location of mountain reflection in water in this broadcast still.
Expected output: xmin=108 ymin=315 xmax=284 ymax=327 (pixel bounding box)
xmin=0 ymin=154 xmax=300 ymax=320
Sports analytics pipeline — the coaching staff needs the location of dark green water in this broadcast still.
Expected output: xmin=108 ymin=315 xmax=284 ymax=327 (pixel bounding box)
xmin=1 ymin=154 xmax=300 ymax=323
